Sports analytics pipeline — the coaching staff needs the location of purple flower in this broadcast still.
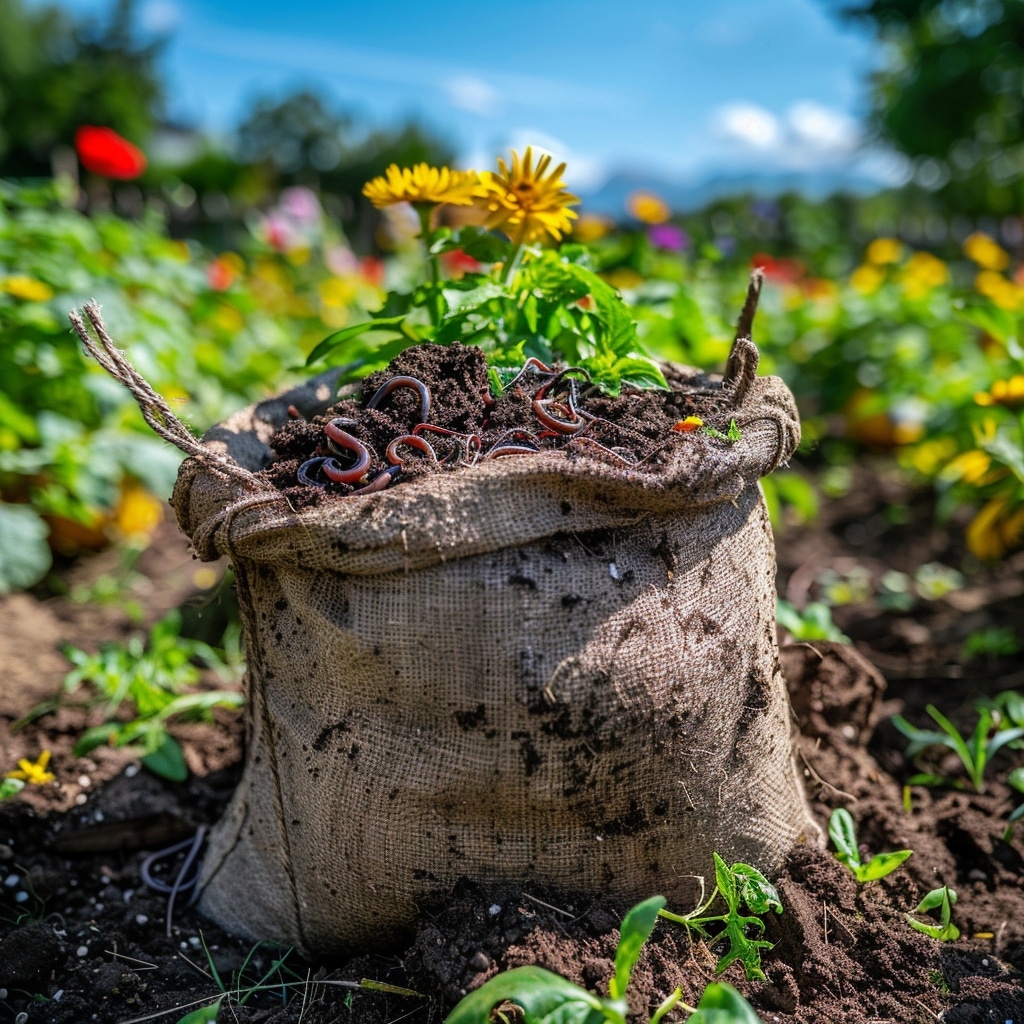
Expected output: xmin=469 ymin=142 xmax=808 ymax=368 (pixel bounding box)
xmin=647 ymin=223 xmax=689 ymax=252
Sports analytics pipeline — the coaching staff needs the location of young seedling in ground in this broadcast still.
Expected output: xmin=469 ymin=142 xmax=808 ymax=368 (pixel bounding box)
xmin=828 ymin=807 xmax=913 ymax=882
xmin=1004 ymin=766 xmax=1024 ymax=840
xmin=445 ymin=895 xmax=762 ymax=1024
xmin=658 ymin=853 xmax=783 ymax=981
xmin=906 ymin=886 xmax=959 ymax=942
xmin=775 ymin=599 xmax=850 ymax=643
xmin=892 ymin=703 xmax=1024 ymax=793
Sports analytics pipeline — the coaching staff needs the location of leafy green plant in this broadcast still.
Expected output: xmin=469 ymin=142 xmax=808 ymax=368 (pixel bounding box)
xmin=1004 ymin=766 xmax=1024 ymax=840
xmin=33 ymin=611 xmax=244 ymax=781
xmin=906 ymin=886 xmax=959 ymax=942
xmin=892 ymin=703 xmax=1024 ymax=793
xmin=828 ymin=807 xmax=912 ymax=882
xmin=962 ymin=627 xmax=1021 ymax=661
xmin=444 ymin=895 xmax=763 ymax=1024
xmin=775 ymin=599 xmax=850 ymax=643
xmin=658 ymin=854 xmax=783 ymax=981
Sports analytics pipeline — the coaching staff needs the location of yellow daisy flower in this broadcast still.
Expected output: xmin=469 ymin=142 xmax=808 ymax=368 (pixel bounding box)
xmin=975 ymin=374 xmax=1024 ymax=409
xmin=964 ymin=232 xmax=1010 ymax=272
xmin=626 ymin=190 xmax=670 ymax=225
xmin=362 ymin=164 xmax=479 ymax=209
xmin=5 ymin=750 xmax=55 ymax=786
xmin=865 ymin=238 xmax=904 ymax=265
xmin=1 ymin=275 xmax=54 ymax=302
xmin=474 ymin=147 xmax=579 ymax=243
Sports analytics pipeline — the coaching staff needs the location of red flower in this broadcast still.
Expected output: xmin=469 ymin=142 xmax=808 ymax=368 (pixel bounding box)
xmin=360 ymin=256 xmax=385 ymax=288
xmin=751 ymin=252 xmax=804 ymax=284
xmin=440 ymin=248 xmax=481 ymax=279
xmin=74 ymin=126 xmax=147 ymax=180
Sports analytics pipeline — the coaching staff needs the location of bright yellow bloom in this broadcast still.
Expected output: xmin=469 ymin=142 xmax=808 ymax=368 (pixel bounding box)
xmin=362 ymin=164 xmax=479 ymax=209
xmin=5 ymin=750 xmax=55 ymax=785
xmin=2 ymin=275 xmax=54 ymax=302
xmin=474 ymin=147 xmax=579 ymax=243
xmin=967 ymin=496 xmax=1024 ymax=561
xmin=964 ymin=232 xmax=1010 ymax=271
xmin=626 ymin=190 xmax=670 ymax=225
xmin=900 ymin=251 xmax=948 ymax=298
xmin=865 ymin=238 xmax=904 ymax=265
xmin=975 ymin=270 xmax=1024 ymax=311
xmin=114 ymin=480 xmax=164 ymax=539
xmin=976 ymin=374 xmax=1024 ymax=409
xmin=904 ymin=437 xmax=957 ymax=476
xmin=850 ymin=264 xmax=884 ymax=295
xmin=573 ymin=213 xmax=613 ymax=242
xmin=942 ymin=449 xmax=994 ymax=486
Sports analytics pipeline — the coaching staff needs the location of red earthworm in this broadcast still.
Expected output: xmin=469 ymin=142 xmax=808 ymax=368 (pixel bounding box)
xmin=287 ymin=404 xmax=305 ymax=420
xmin=482 ymin=428 xmax=543 ymax=459
xmin=350 ymin=465 xmax=400 ymax=495
xmin=322 ymin=420 xmax=372 ymax=483
xmin=484 ymin=444 xmax=542 ymax=459
xmin=503 ymin=356 xmax=557 ymax=393
xmin=366 ymin=375 xmax=431 ymax=424
xmin=532 ymin=397 xmax=589 ymax=435
xmin=386 ymin=434 xmax=439 ymax=467
xmin=411 ymin=423 xmax=482 ymax=465
xmin=571 ymin=437 xmax=637 ymax=465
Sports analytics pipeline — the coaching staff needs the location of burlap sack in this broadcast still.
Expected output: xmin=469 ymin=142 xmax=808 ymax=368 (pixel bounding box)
xmin=72 ymin=302 xmax=816 ymax=958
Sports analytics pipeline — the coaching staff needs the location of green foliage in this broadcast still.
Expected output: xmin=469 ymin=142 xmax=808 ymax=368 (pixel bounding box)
xmin=906 ymin=886 xmax=959 ymax=942
xmin=961 ymin=627 xmax=1020 ymax=661
xmin=828 ymin=807 xmax=913 ymax=882
xmin=892 ymin=703 xmax=1024 ymax=794
xmin=775 ymin=600 xmax=850 ymax=643
xmin=445 ymin=895 xmax=763 ymax=1024
xmin=0 ymin=777 xmax=25 ymax=801
xmin=658 ymin=855 xmax=783 ymax=982
xmin=51 ymin=610 xmax=244 ymax=780
xmin=0 ymin=501 xmax=51 ymax=592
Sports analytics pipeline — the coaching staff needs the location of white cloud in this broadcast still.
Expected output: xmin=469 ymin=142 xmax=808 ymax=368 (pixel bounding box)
xmin=139 ymin=0 xmax=181 ymax=34
xmin=786 ymin=101 xmax=859 ymax=152
xmin=716 ymin=103 xmax=781 ymax=150
xmin=443 ymin=76 xmax=501 ymax=117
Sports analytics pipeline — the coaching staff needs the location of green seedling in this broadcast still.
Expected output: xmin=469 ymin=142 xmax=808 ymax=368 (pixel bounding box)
xmin=445 ymin=895 xmax=762 ymax=1024
xmin=775 ymin=599 xmax=850 ymax=643
xmin=828 ymin=808 xmax=912 ymax=882
xmin=17 ymin=610 xmax=244 ymax=782
xmin=701 ymin=419 xmax=743 ymax=442
xmin=1004 ymin=766 xmax=1024 ymax=840
xmin=892 ymin=703 xmax=1024 ymax=793
xmin=906 ymin=886 xmax=959 ymax=942
xmin=961 ymin=627 xmax=1020 ymax=662
xmin=658 ymin=854 xmax=783 ymax=981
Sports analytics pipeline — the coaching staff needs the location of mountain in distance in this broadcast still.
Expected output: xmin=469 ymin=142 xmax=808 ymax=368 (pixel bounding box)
xmin=578 ymin=165 xmax=890 ymax=215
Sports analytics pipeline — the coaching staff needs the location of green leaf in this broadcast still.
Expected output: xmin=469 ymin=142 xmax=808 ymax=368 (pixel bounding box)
xmin=175 ymin=1000 xmax=222 ymax=1024
xmin=609 ymin=896 xmax=665 ymax=1000
xmin=443 ymin=966 xmax=605 ymax=1024
xmin=732 ymin=864 xmax=782 ymax=915
xmin=304 ymin=315 xmax=407 ymax=367
xmin=857 ymin=850 xmax=913 ymax=882
xmin=1008 ymin=766 xmax=1024 ymax=793
xmin=687 ymin=982 xmax=764 ymax=1024
xmin=0 ymin=778 xmax=26 ymax=801
xmin=0 ymin=502 xmax=53 ymax=594
xmin=141 ymin=734 xmax=188 ymax=781
xmin=828 ymin=808 xmax=861 ymax=868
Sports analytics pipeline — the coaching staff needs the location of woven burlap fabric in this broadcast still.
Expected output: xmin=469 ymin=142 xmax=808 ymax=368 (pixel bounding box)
xmin=162 ymin=346 xmax=817 ymax=956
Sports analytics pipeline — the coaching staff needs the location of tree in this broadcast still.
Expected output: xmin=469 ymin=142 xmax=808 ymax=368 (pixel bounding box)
xmin=0 ymin=0 xmax=164 ymax=178
xmin=832 ymin=0 xmax=1024 ymax=215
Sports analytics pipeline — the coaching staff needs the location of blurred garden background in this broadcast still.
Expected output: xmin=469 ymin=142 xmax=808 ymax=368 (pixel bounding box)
xmin=1 ymin=0 xmax=1023 ymax=633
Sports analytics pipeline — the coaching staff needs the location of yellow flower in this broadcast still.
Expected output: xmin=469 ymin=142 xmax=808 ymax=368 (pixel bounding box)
xmin=362 ymin=164 xmax=479 ymax=209
xmin=975 ymin=374 xmax=1024 ymax=408
xmin=900 ymin=251 xmax=947 ymax=298
xmin=573 ymin=213 xmax=612 ymax=242
xmin=941 ymin=449 xmax=993 ymax=486
xmin=974 ymin=270 xmax=1023 ymax=311
xmin=964 ymin=232 xmax=1010 ymax=271
xmin=967 ymin=496 xmax=1024 ymax=561
xmin=2 ymin=275 xmax=54 ymax=302
xmin=473 ymin=147 xmax=579 ymax=243
xmin=850 ymin=264 xmax=884 ymax=295
xmin=114 ymin=480 xmax=164 ymax=540
xmin=865 ymin=238 xmax=904 ymax=265
xmin=626 ymin=190 xmax=670 ymax=225
xmin=903 ymin=437 xmax=957 ymax=476
xmin=5 ymin=750 xmax=55 ymax=785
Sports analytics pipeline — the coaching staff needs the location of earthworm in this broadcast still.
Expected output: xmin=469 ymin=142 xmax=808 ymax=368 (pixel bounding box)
xmin=323 ymin=420 xmax=372 ymax=483
xmin=503 ymin=356 xmax=557 ymax=393
xmin=412 ymin=423 xmax=482 ymax=465
xmin=571 ymin=436 xmax=637 ymax=465
xmin=297 ymin=456 xmax=329 ymax=487
xmin=483 ymin=428 xmax=543 ymax=459
xmin=532 ymin=397 xmax=589 ymax=435
xmin=350 ymin=465 xmax=400 ymax=495
xmin=386 ymin=434 xmax=440 ymax=466
xmin=366 ymin=375 xmax=431 ymax=425
xmin=140 ymin=826 xmax=207 ymax=937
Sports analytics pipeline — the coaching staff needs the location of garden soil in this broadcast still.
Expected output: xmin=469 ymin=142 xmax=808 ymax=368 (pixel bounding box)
xmin=2 ymin=464 xmax=1024 ymax=1021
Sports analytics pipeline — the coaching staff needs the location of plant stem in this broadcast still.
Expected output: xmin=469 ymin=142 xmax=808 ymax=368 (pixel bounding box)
xmin=415 ymin=203 xmax=442 ymax=328
xmin=502 ymin=222 xmax=529 ymax=286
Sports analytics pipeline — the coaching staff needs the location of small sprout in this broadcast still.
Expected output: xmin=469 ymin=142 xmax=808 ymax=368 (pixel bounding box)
xmin=906 ymin=886 xmax=959 ymax=942
xmin=776 ymin=599 xmax=850 ymax=643
xmin=828 ymin=808 xmax=912 ymax=882
xmin=961 ymin=627 xmax=1020 ymax=662
xmin=700 ymin=418 xmax=743 ymax=442
xmin=892 ymin=703 xmax=1024 ymax=793
xmin=913 ymin=562 xmax=964 ymax=600
xmin=658 ymin=854 xmax=782 ymax=981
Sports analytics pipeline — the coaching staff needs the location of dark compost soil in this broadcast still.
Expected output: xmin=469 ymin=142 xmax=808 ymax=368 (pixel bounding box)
xmin=2 ymin=347 xmax=1024 ymax=1024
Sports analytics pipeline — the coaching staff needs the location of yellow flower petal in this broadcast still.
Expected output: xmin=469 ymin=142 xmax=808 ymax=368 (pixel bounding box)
xmin=362 ymin=164 xmax=479 ymax=208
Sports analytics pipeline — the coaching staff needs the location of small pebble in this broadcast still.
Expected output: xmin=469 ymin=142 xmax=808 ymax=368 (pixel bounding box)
xmin=488 ymin=904 xmax=502 ymax=916
xmin=77 ymin=775 xmax=91 ymax=788
xmin=135 ymin=914 xmax=149 ymax=925
xmin=982 ymin=958 xmax=990 ymax=966
xmin=76 ymin=946 xmax=89 ymax=958
xmin=53 ymin=989 xmax=63 ymax=1001
xmin=94 ymin=810 xmax=105 ymax=822
xmin=124 ymin=764 xmax=140 ymax=778
xmin=75 ymin=793 xmax=87 ymax=806
xmin=841 ymin=724 xmax=858 ymax=740
xmin=188 ymin=936 xmax=201 ymax=948
xmin=0 ymin=844 xmax=13 ymax=861
xmin=14 ymin=891 xmax=29 ymax=903
xmin=608 ymin=562 xmax=621 ymax=580
xmin=16 ymin=1012 xmax=28 ymax=1024
xmin=968 ymin=868 xmax=987 ymax=882
xmin=3 ymin=874 xmax=19 ymax=887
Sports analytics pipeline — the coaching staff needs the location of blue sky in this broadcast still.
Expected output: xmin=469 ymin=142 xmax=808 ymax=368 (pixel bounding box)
xmin=42 ymin=0 xmax=903 ymax=189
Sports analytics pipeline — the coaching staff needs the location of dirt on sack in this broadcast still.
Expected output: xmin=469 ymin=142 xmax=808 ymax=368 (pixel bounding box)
xmin=1 ymin=349 xmax=1023 ymax=1023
